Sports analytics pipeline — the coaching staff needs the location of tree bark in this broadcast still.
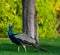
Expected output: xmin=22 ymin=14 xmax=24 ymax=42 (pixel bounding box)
xmin=22 ymin=0 xmax=38 ymax=41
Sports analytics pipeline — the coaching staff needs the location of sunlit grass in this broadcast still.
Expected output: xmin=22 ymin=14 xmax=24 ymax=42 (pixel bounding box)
xmin=0 ymin=38 xmax=60 ymax=55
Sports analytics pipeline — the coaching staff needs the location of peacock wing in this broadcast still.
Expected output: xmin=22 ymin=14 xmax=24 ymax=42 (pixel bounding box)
xmin=14 ymin=33 xmax=36 ymax=43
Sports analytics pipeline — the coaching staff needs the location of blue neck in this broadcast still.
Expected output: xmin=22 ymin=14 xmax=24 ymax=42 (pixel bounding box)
xmin=8 ymin=28 xmax=13 ymax=36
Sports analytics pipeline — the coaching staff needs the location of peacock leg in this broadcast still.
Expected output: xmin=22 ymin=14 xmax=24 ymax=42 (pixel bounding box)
xmin=23 ymin=45 xmax=26 ymax=52
xmin=18 ymin=46 xmax=20 ymax=52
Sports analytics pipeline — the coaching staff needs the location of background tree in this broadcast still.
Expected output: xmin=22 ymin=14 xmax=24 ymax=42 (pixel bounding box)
xmin=22 ymin=0 xmax=38 ymax=41
xmin=0 ymin=0 xmax=60 ymax=38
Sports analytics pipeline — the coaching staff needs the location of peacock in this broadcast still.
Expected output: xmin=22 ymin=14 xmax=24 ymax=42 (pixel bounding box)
xmin=8 ymin=25 xmax=47 ymax=52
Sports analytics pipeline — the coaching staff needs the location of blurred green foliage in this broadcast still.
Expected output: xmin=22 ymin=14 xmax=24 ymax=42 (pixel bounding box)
xmin=0 ymin=0 xmax=60 ymax=38
xmin=36 ymin=0 xmax=60 ymax=38
xmin=0 ymin=0 xmax=22 ymax=38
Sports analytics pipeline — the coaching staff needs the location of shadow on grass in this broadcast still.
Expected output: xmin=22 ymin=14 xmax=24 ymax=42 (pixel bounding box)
xmin=41 ymin=44 xmax=60 ymax=53
xmin=0 ymin=43 xmax=17 ymax=52
xmin=0 ymin=43 xmax=60 ymax=53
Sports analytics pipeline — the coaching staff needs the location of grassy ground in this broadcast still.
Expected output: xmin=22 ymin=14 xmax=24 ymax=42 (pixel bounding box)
xmin=0 ymin=38 xmax=60 ymax=55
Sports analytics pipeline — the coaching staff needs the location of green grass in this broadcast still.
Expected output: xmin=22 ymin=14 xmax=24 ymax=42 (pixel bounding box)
xmin=0 ymin=38 xmax=60 ymax=55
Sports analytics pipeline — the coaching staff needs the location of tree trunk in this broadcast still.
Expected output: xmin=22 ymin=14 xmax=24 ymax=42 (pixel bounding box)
xmin=22 ymin=0 xmax=38 ymax=41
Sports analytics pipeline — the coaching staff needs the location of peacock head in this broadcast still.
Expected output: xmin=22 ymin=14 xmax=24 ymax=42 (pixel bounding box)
xmin=9 ymin=25 xmax=13 ymax=29
xmin=8 ymin=25 xmax=13 ymax=35
xmin=9 ymin=25 xmax=13 ymax=28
